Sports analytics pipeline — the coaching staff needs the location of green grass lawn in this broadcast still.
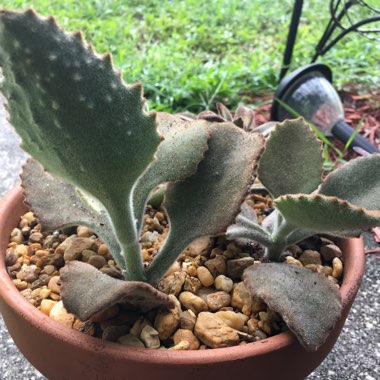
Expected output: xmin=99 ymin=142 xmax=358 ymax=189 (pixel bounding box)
xmin=2 ymin=0 xmax=379 ymax=112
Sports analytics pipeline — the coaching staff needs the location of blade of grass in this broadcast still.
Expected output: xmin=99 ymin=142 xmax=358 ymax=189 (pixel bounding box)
xmin=342 ymin=115 xmax=365 ymax=153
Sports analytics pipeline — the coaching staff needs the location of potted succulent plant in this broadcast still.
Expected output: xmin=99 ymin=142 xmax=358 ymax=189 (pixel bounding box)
xmin=0 ymin=8 xmax=379 ymax=380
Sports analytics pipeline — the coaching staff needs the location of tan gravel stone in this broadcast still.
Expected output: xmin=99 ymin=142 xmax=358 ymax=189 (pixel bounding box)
xmin=206 ymin=291 xmax=231 ymax=311
xmin=97 ymin=244 xmax=109 ymax=256
xmin=16 ymin=265 xmax=40 ymax=283
xmin=332 ymin=257 xmax=343 ymax=279
xmin=226 ymin=257 xmax=255 ymax=279
xmin=168 ymin=341 xmax=190 ymax=350
xmin=29 ymin=232 xmax=44 ymax=244
xmin=154 ymin=295 xmax=181 ymax=340
xmin=214 ymin=310 xmax=248 ymax=331
xmin=214 ymin=275 xmax=233 ymax=293
xmin=12 ymin=279 xmax=28 ymax=291
xmin=158 ymin=271 xmax=186 ymax=296
xmin=180 ymin=309 xmax=197 ymax=331
xmin=231 ymin=282 xmax=252 ymax=315
xmin=285 ymin=256 xmax=303 ymax=268
xmin=43 ymin=264 xmax=56 ymax=275
xmin=10 ymin=228 xmax=23 ymax=244
xmin=194 ymin=312 xmax=239 ymax=348
xmin=299 ymin=250 xmax=322 ymax=266
xmin=247 ymin=318 xmax=259 ymax=334
xmin=173 ymin=329 xmax=200 ymax=350
xmin=179 ymin=291 xmax=208 ymax=314
xmin=186 ymin=237 xmax=211 ymax=257
xmin=88 ymin=254 xmax=107 ymax=269
xmin=118 ymin=334 xmax=145 ymax=347
xmin=196 ymin=266 xmax=214 ymax=287
xmin=324 ymin=266 xmax=333 ymax=276
xmin=77 ymin=226 xmax=95 ymax=238
xmin=63 ymin=237 xmax=96 ymax=261
xmin=320 ymin=244 xmax=342 ymax=262
xmin=40 ymin=299 xmax=57 ymax=316
xmin=130 ymin=317 xmax=151 ymax=337
xmin=205 ymin=256 xmax=226 ymax=277
xmin=15 ymin=244 xmax=28 ymax=256
xmin=164 ymin=261 xmax=182 ymax=277
xmin=48 ymin=275 xmax=61 ymax=294
xmin=140 ymin=325 xmax=160 ymax=348
xmin=183 ymin=276 xmax=201 ymax=294
xmin=49 ymin=301 xmax=75 ymax=328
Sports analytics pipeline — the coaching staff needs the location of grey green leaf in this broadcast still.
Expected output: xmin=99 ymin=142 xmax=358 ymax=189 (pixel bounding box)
xmin=319 ymin=154 xmax=380 ymax=210
xmin=243 ymin=263 xmax=342 ymax=351
xmin=258 ymin=118 xmax=323 ymax=198
xmin=275 ymin=194 xmax=380 ymax=234
xmin=146 ymin=122 xmax=265 ymax=283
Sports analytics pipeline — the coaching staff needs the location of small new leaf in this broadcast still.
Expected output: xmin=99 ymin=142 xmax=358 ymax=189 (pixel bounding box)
xmin=132 ymin=113 xmax=209 ymax=232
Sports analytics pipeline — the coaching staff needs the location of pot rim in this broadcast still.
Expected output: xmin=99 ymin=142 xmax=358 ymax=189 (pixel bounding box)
xmin=0 ymin=186 xmax=365 ymax=365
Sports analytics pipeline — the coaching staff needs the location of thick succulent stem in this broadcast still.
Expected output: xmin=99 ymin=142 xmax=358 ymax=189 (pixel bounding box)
xmin=266 ymin=220 xmax=295 ymax=261
xmin=104 ymin=198 xmax=146 ymax=282
xmin=145 ymin=231 xmax=189 ymax=285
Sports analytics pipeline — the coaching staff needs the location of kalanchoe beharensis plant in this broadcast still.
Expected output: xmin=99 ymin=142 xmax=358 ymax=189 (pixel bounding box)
xmin=0 ymin=10 xmax=264 ymax=319
xmin=227 ymin=118 xmax=380 ymax=350
xmin=0 ymin=9 xmax=379 ymax=353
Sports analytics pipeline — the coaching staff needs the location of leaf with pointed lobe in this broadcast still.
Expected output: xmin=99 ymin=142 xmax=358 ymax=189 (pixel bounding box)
xmin=0 ymin=9 xmax=160 ymax=209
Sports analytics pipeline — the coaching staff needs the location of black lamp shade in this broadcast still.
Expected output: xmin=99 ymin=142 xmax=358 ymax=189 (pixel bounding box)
xmin=271 ymin=63 xmax=379 ymax=153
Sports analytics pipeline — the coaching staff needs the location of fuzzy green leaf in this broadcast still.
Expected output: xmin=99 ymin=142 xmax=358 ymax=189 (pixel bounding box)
xmin=21 ymin=159 xmax=122 ymax=265
xmin=0 ymin=10 xmax=160 ymax=208
xmin=226 ymin=224 xmax=272 ymax=247
xmin=243 ymin=263 xmax=342 ymax=351
xmin=319 ymin=154 xmax=380 ymax=210
xmin=226 ymin=202 xmax=273 ymax=246
xmin=146 ymin=123 xmax=265 ymax=283
xmin=60 ymin=261 xmax=174 ymax=321
xmin=0 ymin=9 xmax=161 ymax=279
xmin=275 ymin=194 xmax=380 ymax=234
xmin=258 ymin=118 xmax=323 ymax=198
xmin=132 ymin=113 xmax=209 ymax=232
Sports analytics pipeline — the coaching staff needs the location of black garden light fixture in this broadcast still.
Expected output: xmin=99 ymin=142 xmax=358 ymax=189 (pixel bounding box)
xmin=271 ymin=0 xmax=380 ymax=153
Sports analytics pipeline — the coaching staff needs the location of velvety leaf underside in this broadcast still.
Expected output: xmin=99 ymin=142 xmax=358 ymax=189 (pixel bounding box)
xmin=60 ymin=261 xmax=174 ymax=321
xmin=243 ymin=263 xmax=342 ymax=351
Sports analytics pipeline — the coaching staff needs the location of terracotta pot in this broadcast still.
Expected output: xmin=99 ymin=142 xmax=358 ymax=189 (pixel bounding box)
xmin=0 ymin=186 xmax=365 ymax=380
